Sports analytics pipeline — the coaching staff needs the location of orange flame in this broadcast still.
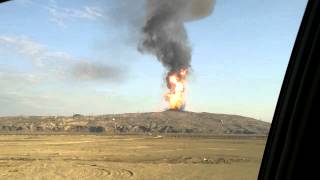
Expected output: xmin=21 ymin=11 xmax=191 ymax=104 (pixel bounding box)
xmin=164 ymin=69 xmax=188 ymax=110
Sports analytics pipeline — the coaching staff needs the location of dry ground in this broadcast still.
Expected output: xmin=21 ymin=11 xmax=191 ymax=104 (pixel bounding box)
xmin=0 ymin=135 xmax=266 ymax=180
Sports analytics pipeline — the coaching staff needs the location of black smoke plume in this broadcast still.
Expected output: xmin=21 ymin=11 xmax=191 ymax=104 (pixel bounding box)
xmin=139 ymin=0 xmax=214 ymax=74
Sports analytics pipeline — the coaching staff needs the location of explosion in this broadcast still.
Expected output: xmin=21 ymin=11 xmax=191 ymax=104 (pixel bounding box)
xmin=139 ymin=0 xmax=214 ymax=110
xmin=164 ymin=69 xmax=188 ymax=110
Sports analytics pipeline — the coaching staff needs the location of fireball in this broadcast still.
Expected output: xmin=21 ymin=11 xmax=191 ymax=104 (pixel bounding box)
xmin=164 ymin=69 xmax=188 ymax=110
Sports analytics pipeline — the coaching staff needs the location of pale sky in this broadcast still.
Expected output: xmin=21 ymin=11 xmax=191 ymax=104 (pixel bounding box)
xmin=0 ymin=0 xmax=307 ymax=122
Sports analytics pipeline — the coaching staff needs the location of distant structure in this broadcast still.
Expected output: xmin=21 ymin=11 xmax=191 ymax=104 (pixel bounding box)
xmin=73 ymin=114 xmax=82 ymax=119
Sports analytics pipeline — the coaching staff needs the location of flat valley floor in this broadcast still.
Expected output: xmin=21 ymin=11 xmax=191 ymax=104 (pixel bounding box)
xmin=0 ymin=135 xmax=266 ymax=180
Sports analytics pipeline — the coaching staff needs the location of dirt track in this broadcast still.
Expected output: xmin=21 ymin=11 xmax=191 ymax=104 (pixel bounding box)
xmin=0 ymin=135 xmax=266 ymax=180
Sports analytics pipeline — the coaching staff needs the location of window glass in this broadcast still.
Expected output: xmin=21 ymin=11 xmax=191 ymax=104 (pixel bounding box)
xmin=0 ymin=0 xmax=307 ymax=179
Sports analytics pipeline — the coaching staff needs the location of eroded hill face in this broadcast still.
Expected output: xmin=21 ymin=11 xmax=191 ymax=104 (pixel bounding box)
xmin=0 ymin=111 xmax=270 ymax=135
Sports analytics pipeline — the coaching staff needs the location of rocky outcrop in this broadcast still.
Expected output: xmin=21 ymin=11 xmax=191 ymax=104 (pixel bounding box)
xmin=0 ymin=111 xmax=270 ymax=135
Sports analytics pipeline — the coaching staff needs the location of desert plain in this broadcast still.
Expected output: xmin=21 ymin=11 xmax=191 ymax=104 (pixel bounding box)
xmin=0 ymin=134 xmax=266 ymax=180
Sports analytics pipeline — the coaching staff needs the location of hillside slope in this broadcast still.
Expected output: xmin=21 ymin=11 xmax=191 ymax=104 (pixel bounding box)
xmin=0 ymin=111 xmax=270 ymax=135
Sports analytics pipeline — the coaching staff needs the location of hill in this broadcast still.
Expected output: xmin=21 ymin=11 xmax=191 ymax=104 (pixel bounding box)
xmin=0 ymin=111 xmax=270 ymax=135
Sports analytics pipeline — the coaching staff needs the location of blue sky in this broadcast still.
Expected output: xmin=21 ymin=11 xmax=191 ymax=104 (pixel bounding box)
xmin=0 ymin=0 xmax=307 ymax=121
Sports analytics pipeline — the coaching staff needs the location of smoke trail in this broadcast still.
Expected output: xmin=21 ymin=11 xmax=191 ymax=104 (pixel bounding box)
xmin=71 ymin=62 xmax=125 ymax=82
xmin=139 ymin=0 xmax=214 ymax=74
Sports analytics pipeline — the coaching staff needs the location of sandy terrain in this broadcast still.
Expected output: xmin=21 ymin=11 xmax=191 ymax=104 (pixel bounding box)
xmin=0 ymin=135 xmax=266 ymax=180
